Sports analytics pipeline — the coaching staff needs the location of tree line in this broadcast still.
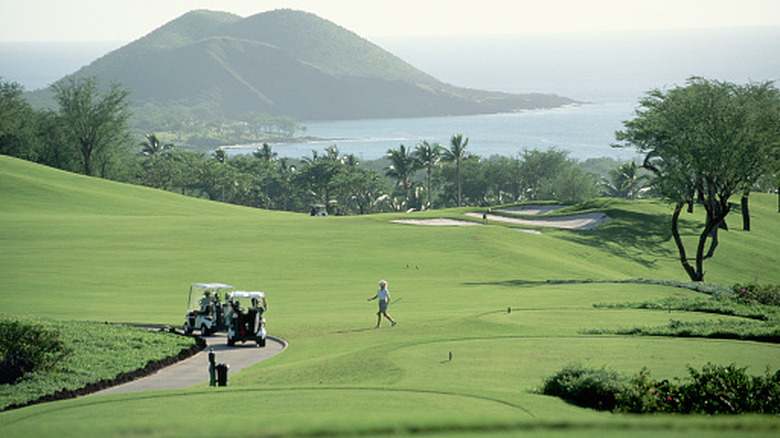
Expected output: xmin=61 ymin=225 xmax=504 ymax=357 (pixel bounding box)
xmin=0 ymin=75 xmax=651 ymax=215
xmin=2 ymin=76 xmax=778 ymax=220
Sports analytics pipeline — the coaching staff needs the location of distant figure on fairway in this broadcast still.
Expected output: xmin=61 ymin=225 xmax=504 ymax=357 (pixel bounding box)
xmin=367 ymin=280 xmax=396 ymax=328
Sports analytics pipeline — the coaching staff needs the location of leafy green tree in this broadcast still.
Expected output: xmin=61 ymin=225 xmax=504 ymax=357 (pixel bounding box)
xmin=167 ymin=150 xmax=204 ymax=196
xmin=212 ymin=148 xmax=227 ymax=163
xmin=197 ymin=158 xmax=239 ymax=202
xmin=412 ymin=140 xmax=443 ymax=209
xmin=518 ymin=148 xmax=572 ymax=201
xmin=331 ymin=167 xmax=387 ymax=215
xmin=139 ymin=156 xmax=177 ymax=190
xmin=443 ymin=134 xmax=469 ymax=207
xmin=734 ymin=82 xmax=780 ymax=227
xmin=455 ymin=155 xmax=486 ymax=206
xmin=53 ymin=77 xmax=132 ymax=177
xmin=482 ymin=155 xmax=521 ymax=204
xmin=385 ymin=144 xmax=419 ymax=209
xmin=549 ymin=165 xmax=598 ymax=203
xmin=616 ymin=77 xmax=780 ymax=281
xmin=297 ymin=149 xmax=340 ymax=207
xmin=0 ymin=78 xmax=39 ymax=161
xmin=36 ymin=109 xmax=78 ymax=172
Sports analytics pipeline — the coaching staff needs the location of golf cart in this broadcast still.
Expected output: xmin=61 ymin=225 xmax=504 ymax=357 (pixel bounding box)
xmin=183 ymin=283 xmax=234 ymax=336
xmin=227 ymin=291 xmax=267 ymax=347
xmin=310 ymin=204 xmax=328 ymax=216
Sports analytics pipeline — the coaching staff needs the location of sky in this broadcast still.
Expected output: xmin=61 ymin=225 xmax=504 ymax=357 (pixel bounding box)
xmin=2 ymin=0 xmax=780 ymax=42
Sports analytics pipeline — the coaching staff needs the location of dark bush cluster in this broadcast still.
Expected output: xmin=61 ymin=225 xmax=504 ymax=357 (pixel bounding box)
xmin=730 ymin=282 xmax=780 ymax=307
xmin=539 ymin=363 xmax=626 ymax=411
xmin=541 ymin=363 xmax=780 ymax=415
xmin=0 ymin=320 xmax=70 ymax=384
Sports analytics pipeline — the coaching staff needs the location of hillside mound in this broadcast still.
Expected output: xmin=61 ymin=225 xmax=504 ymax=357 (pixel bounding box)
xmin=29 ymin=9 xmax=574 ymax=120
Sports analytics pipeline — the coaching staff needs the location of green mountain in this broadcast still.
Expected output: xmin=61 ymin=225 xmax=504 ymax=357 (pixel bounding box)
xmin=37 ymin=9 xmax=575 ymax=120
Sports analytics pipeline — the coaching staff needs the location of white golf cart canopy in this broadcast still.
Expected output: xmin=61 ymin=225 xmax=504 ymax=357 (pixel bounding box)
xmin=191 ymin=283 xmax=234 ymax=290
xmin=187 ymin=283 xmax=235 ymax=312
xmin=229 ymin=291 xmax=265 ymax=300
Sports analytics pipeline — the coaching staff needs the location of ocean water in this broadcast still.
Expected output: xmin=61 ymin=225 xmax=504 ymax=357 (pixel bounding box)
xmin=3 ymin=27 xmax=778 ymax=161
xmin=232 ymin=102 xmax=635 ymax=161
xmin=228 ymin=27 xmax=780 ymax=161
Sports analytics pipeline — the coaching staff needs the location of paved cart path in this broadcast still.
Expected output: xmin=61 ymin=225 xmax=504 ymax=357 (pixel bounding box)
xmin=91 ymin=333 xmax=286 ymax=396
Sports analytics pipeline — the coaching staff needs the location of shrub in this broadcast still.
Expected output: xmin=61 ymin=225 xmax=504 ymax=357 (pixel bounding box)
xmin=582 ymin=363 xmax=780 ymax=414
xmin=680 ymin=363 xmax=780 ymax=414
xmin=730 ymin=282 xmax=780 ymax=307
xmin=539 ymin=363 xmax=627 ymax=411
xmin=615 ymin=368 xmax=682 ymax=413
xmin=543 ymin=363 xmax=780 ymax=414
xmin=0 ymin=320 xmax=70 ymax=384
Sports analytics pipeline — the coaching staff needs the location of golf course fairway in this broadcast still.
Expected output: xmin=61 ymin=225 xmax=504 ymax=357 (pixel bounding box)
xmin=1 ymin=155 xmax=779 ymax=437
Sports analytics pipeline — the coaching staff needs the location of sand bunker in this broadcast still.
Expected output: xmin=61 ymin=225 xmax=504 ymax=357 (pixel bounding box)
xmin=391 ymin=218 xmax=480 ymax=226
xmin=390 ymin=204 xmax=611 ymax=231
xmin=465 ymin=212 xmax=610 ymax=230
xmin=496 ymin=205 xmax=565 ymax=215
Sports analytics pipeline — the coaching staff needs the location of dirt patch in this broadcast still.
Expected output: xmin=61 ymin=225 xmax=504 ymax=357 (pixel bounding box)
xmin=391 ymin=218 xmax=480 ymax=226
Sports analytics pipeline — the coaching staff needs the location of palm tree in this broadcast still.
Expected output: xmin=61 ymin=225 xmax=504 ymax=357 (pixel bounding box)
xmin=413 ymin=140 xmax=443 ymax=210
xmin=277 ymin=158 xmax=296 ymax=211
xmin=443 ymin=134 xmax=469 ymax=207
xmin=324 ymin=144 xmax=341 ymax=161
xmin=340 ymin=153 xmax=359 ymax=167
xmin=601 ymin=161 xmax=646 ymax=199
xmin=139 ymin=133 xmax=174 ymax=158
xmin=253 ymin=143 xmax=277 ymax=161
xmin=385 ymin=144 xmax=418 ymax=209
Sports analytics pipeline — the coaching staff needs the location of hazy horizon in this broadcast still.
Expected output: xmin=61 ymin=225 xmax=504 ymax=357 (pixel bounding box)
xmin=3 ymin=0 xmax=780 ymax=42
xmin=4 ymin=25 xmax=778 ymax=101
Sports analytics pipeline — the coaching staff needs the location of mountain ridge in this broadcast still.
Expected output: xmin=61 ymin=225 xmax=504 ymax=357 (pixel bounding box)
xmin=30 ymin=9 xmax=575 ymax=121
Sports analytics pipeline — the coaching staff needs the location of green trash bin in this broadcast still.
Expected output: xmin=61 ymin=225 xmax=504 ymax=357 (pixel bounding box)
xmin=216 ymin=363 xmax=229 ymax=387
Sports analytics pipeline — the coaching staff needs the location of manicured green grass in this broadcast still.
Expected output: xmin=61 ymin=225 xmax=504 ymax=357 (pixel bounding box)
xmin=1 ymin=155 xmax=779 ymax=437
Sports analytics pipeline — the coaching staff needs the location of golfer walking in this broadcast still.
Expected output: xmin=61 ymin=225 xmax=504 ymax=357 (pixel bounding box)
xmin=368 ymin=280 xmax=396 ymax=328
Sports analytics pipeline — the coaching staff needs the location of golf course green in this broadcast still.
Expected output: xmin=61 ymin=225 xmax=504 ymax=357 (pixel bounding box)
xmin=1 ymin=155 xmax=778 ymax=437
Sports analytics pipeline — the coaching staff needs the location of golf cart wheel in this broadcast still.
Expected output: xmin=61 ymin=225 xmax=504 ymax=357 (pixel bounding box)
xmin=257 ymin=338 xmax=266 ymax=347
xmin=227 ymin=337 xmax=235 ymax=347
xmin=183 ymin=324 xmax=193 ymax=335
xmin=201 ymin=325 xmax=210 ymax=336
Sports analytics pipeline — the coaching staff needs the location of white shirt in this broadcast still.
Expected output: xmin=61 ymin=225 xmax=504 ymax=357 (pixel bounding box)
xmin=377 ymin=288 xmax=390 ymax=301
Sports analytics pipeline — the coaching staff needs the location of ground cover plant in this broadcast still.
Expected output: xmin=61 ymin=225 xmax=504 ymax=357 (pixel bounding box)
xmin=0 ymin=315 xmax=197 ymax=411
xmin=588 ymin=283 xmax=780 ymax=342
xmin=1 ymin=156 xmax=779 ymax=437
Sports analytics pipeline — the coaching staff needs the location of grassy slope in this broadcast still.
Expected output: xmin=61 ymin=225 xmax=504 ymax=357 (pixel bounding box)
xmin=1 ymin=155 xmax=779 ymax=437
